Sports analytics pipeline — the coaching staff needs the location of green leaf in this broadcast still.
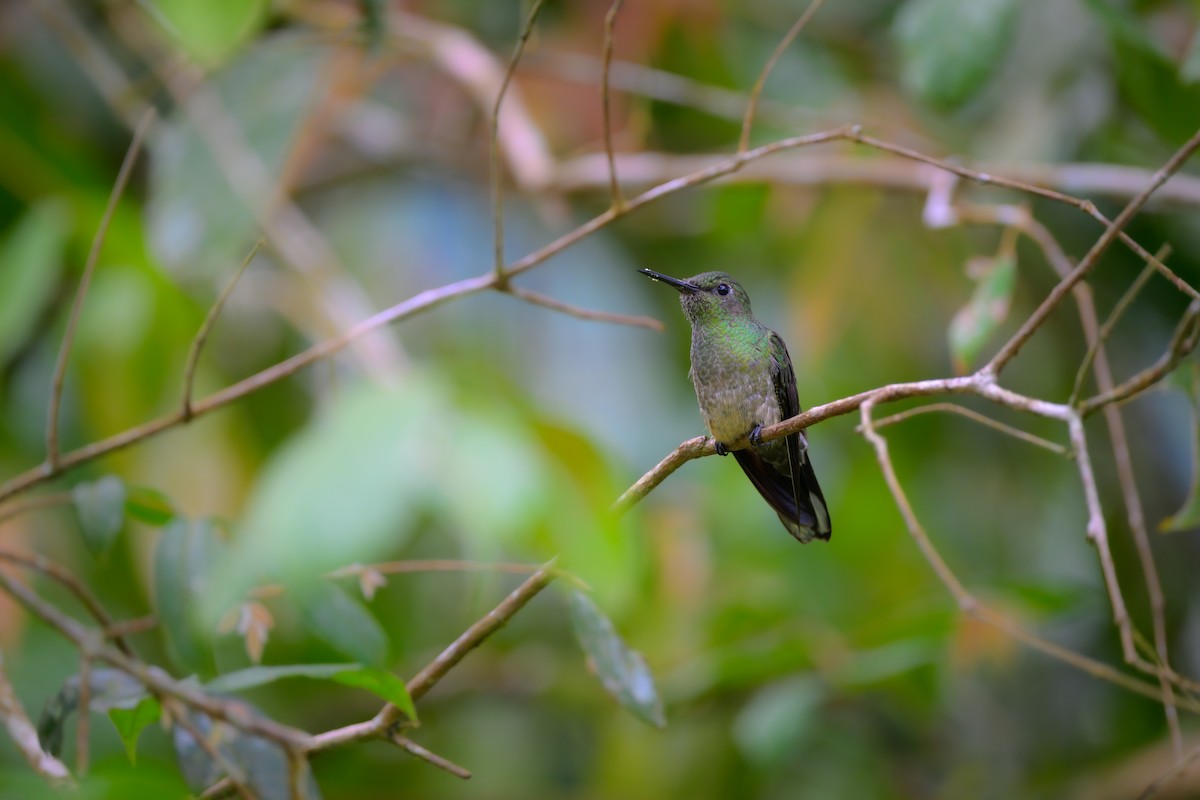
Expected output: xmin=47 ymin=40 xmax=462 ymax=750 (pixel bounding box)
xmin=1161 ymin=363 xmax=1200 ymax=532
xmin=141 ymin=0 xmax=269 ymax=66
xmin=108 ymin=696 xmax=162 ymax=765
xmin=155 ymin=518 xmax=225 ymax=674
xmin=569 ymin=591 xmax=665 ymax=728
xmin=733 ymin=677 xmax=823 ymax=766
xmin=72 ymin=475 xmax=127 ymax=557
xmin=893 ymin=0 xmax=1020 ymax=110
xmin=0 ymin=200 xmax=69 ymax=366
xmin=296 ymin=582 xmax=389 ymax=668
xmin=125 ymin=485 xmax=177 ymax=526
xmin=1084 ymin=0 xmax=1200 ymax=144
xmin=205 ymin=663 xmax=415 ymax=721
xmin=326 ymin=667 xmax=416 ymax=722
xmin=948 ymin=253 xmax=1017 ymax=374
xmin=147 ymin=37 xmax=324 ymax=280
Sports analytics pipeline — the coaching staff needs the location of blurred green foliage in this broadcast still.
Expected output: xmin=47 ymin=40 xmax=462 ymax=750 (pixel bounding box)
xmin=0 ymin=1 xmax=1199 ymax=798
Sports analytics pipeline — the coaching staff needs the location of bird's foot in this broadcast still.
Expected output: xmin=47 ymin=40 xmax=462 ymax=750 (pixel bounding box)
xmin=749 ymin=425 xmax=764 ymax=447
xmin=713 ymin=439 xmax=729 ymax=456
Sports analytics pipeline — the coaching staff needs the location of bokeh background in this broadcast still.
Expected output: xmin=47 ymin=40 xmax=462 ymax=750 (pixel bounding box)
xmin=1 ymin=0 xmax=1200 ymax=797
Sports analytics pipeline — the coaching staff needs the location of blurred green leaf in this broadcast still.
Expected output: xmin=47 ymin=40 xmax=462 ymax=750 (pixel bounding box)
xmin=733 ymin=676 xmax=823 ymax=766
xmin=226 ymin=382 xmax=435 ymax=593
xmin=146 ymin=37 xmax=324 ymax=279
xmin=174 ymin=711 xmax=322 ymax=800
xmin=1161 ymin=363 xmax=1200 ymax=532
xmin=125 ymin=486 xmax=177 ymax=526
xmin=0 ymin=200 xmax=69 ymax=366
xmin=893 ymin=0 xmax=1019 ymax=109
xmin=72 ymin=475 xmax=127 ymax=557
xmin=570 ymin=591 xmax=665 ymax=728
xmin=296 ymin=582 xmax=389 ymax=668
xmin=948 ymin=253 xmax=1017 ymax=373
xmin=206 ymin=663 xmax=415 ymax=721
xmin=156 ymin=518 xmax=225 ymax=675
xmin=108 ymin=697 xmax=162 ymax=765
xmin=1084 ymin=0 xmax=1200 ymax=144
xmin=141 ymin=0 xmax=269 ymax=66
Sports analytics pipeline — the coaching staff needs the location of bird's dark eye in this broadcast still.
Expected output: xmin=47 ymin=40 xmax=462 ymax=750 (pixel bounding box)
xmin=716 ymin=283 xmax=730 ymax=296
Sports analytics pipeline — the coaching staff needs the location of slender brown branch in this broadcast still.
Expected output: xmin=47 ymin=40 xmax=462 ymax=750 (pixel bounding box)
xmin=0 ymin=648 xmax=71 ymax=785
xmin=0 ymin=570 xmax=312 ymax=750
xmin=1080 ymin=300 xmax=1200 ymax=415
xmin=176 ymin=700 xmax=256 ymax=800
xmin=491 ymin=0 xmax=549 ymax=282
xmin=1138 ymin=740 xmax=1200 ymax=799
xmin=182 ymin=239 xmax=264 ymax=421
xmin=738 ymin=0 xmax=826 ymax=153
xmin=860 ymin=399 xmax=973 ymax=603
xmin=845 ymin=132 xmax=1200 ymax=305
xmin=858 ymin=399 xmax=1200 ymax=709
xmin=865 ymin=402 xmax=1070 ymax=457
xmin=46 ymin=108 xmax=155 ymax=468
xmin=549 ymin=151 xmax=1200 ymax=206
xmin=982 ymin=126 xmax=1200 ymax=374
xmin=0 ymin=492 xmax=73 ymax=527
xmin=600 ymin=0 xmax=626 ymax=208
xmin=507 ymin=286 xmax=663 ymax=330
xmin=391 ymin=734 xmax=471 ymax=780
xmin=310 ymin=561 xmax=558 ymax=751
xmin=0 ymin=274 xmax=495 ymax=503
xmin=1010 ymin=215 xmax=1182 ymax=751
xmin=0 ymin=549 xmax=135 ymax=656
xmin=1070 ymin=260 xmax=1159 ymax=406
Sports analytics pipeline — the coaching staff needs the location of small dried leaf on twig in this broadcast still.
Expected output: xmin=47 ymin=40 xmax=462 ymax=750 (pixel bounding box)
xmin=358 ymin=567 xmax=387 ymax=601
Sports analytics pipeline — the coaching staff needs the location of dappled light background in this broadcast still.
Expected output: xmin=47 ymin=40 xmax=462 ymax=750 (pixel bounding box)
xmin=1 ymin=0 xmax=1200 ymax=798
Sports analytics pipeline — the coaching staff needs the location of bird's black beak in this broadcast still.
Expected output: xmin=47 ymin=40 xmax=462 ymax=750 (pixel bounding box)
xmin=639 ymin=268 xmax=699 ymax=294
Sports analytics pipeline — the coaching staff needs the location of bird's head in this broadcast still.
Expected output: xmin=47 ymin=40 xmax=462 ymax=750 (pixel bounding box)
xmin=638 ymin=269 xmax=753 ymax=327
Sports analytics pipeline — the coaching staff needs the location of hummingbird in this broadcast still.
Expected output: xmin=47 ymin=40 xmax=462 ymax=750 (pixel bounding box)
xmin=639 ymin=269 xmax=831 ymax=543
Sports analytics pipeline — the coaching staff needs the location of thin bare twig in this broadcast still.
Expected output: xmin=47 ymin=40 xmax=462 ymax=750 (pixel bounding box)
xmin=1139 ymin=740 xmax=1200 ymax=799
xmin=182 ymin=239 xmax=264 ymax=421
xmin=508 ymin=286 xmax=663 ymax=330
xmin=176 ymin=699 xmax=256 ymax=800
xmin=0 ymin=549 xmax=135 ymax=656
xmin=46 ymin=108 xmax=156 ymax=468
xmin=0 ymin=570 xmax=313 ymax=750
xmin=982 ymin=126 xmax=1200 ymax=374
xmin=981 ymin=210 xmax=1183 ymax=751
xmin=865 ymin=402 xmax=1070 ymax=457
xmin=738 ymin=0 xmax=826 ymax=153
xmin=74 ymin=657 xmax=91 ymax=775
xmin=310 ymin=561 xmax=558 ymax=751
xmin=600 ymin=0 xmax=626 ymax=208
xmin=1069 ymin=260 xmax=1159 ymax=406
xmin=491 ymin=0 xmax=549 ymax=283
xmin=0 ymin=492 xmax=73 ymax=527
xmin=391 ymin=733 xmax=472 ymax=780
xmin=549 ymin=150 xmax=1200 ymax=206
xmin=1080 ymin=301 xmax=1200 ymax=415
xmin=0 ymin=648 xmax=71 ymax=785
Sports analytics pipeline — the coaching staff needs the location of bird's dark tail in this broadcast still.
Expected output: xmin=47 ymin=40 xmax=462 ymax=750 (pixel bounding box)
xmin=733 ymin=444 xmax=831 ymax=543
